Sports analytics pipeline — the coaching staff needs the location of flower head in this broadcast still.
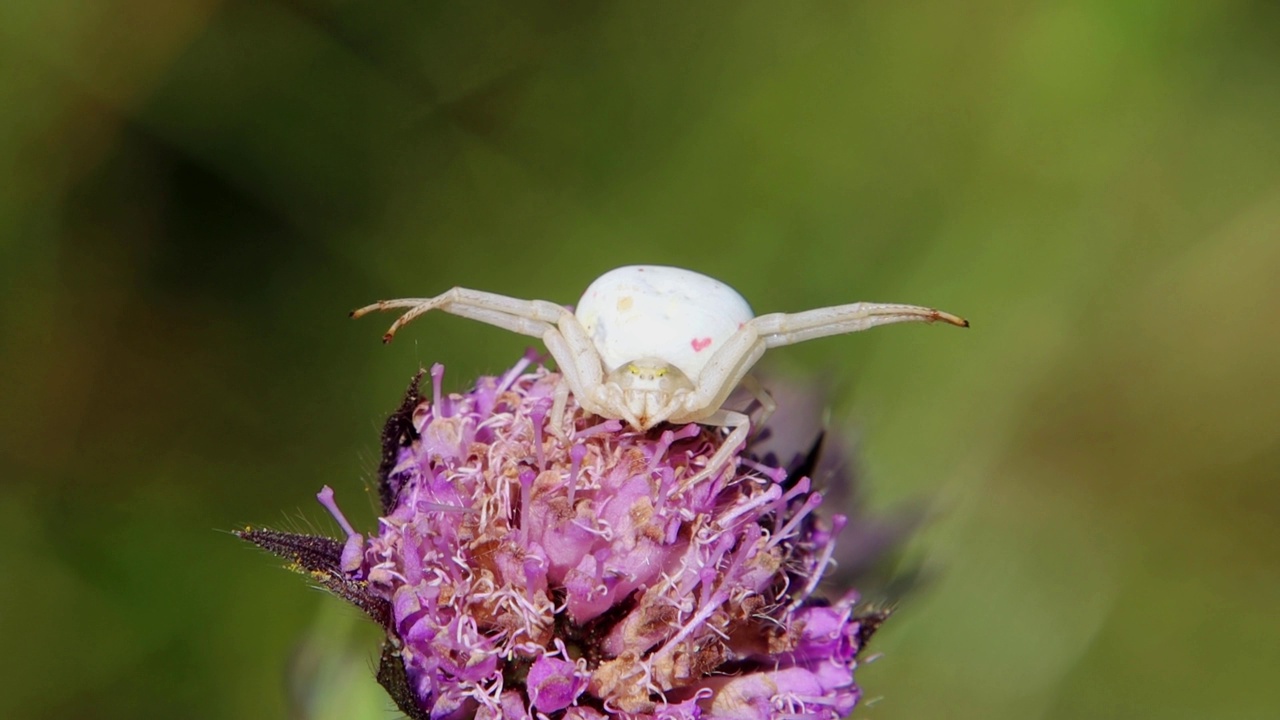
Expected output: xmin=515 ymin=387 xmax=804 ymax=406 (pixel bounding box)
xmin=240 ymin=354 xmax=889 ymax=719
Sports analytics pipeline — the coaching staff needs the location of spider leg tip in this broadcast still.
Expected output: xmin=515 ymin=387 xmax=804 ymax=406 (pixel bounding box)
xmin=933 ymin=310 xmax=969 ymax=328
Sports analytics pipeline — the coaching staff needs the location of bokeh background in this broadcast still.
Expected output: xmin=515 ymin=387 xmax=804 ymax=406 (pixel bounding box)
xmin=4 ymin=2 xmax=1279 ymax=719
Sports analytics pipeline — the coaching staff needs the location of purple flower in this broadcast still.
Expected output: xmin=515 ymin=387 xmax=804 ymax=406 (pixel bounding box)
xmin=240 ymin=355 xmax=890 ymax=719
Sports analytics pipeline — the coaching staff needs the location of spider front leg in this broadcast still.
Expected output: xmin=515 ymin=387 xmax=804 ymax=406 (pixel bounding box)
xmin=351 ymin=287 xmax=568 ymax=343
xmin=751 ymin=301 xmax=968 ymax=348
xmin=352 ymin=288 xmax=614 ymax=441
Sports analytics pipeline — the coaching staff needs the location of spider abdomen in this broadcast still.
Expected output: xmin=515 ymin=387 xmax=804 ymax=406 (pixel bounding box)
xmin=575 ymin=265 xmax=754 ymax=381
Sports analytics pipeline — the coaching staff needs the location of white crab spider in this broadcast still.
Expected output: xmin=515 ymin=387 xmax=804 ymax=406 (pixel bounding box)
xmin=353 ymin=265 xmax=966 ymax=484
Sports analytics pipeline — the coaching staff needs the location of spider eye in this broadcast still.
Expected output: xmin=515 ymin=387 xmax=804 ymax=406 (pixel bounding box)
xmin=628 ymin=365 xmax=667 ymax=377
xmin=612 ymin=361 xmax=690 ymax=393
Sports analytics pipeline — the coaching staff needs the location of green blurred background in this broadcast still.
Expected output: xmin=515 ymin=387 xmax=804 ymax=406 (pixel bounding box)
xmin=3 ymin=1 xmax=1279 ymax=719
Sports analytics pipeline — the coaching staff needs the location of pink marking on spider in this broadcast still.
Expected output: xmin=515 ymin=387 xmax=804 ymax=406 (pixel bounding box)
xmin=691 ymin=337 xmax=713 ymax=352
